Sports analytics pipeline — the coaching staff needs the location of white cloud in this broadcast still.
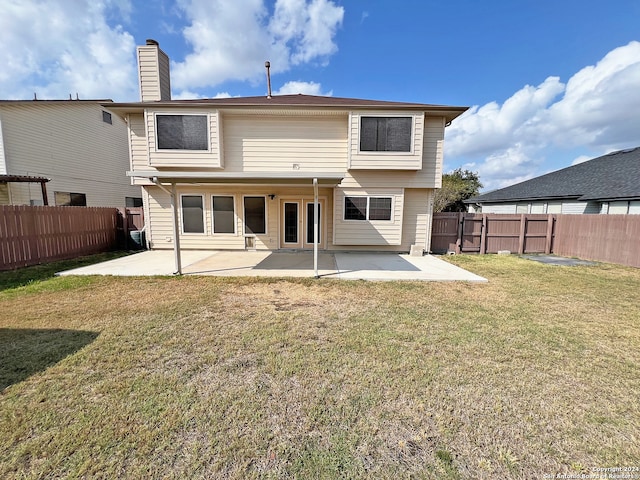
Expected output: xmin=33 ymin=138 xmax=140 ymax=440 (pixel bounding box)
xmin=0 ymin=0 xmax=137 ymax=100
xmin=171 ymin=0 xmax=343 ymax=90
xmin=274 ymin=81 xmax=331 ymax=95
xmin=571 ymin=155 xmax=591 ymax=166
xmin=445 ymin=41 xmax=640 ymax=191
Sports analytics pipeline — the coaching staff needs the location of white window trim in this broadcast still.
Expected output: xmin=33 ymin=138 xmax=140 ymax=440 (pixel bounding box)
xmin=242 ymin=195 xmax=268 ymax=236
xmin=180 ymin=193 xmax=206 ymax=235
xmin=343 ymin=195 xmax=394 ymax=222
xmin=356 ymin=114 xmax=416 ymax=155
xmin=154 ymin=112 xmax=211 ymax=153
xmin=210 ymin=194 xmax=237 ymax=235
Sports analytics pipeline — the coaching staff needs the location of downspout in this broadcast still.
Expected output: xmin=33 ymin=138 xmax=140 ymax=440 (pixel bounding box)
xmin=152 ymin=177 xmax=182 ymax=275
xmin=313 ymin=178 xmax=319 ymax=279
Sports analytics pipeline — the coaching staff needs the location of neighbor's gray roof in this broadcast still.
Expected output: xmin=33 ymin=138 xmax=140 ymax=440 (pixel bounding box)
xmin=466 ymin=147 xmax=640 ymax=204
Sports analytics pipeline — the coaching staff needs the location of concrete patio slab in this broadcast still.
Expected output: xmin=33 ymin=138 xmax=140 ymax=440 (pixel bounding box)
xmin=57 ymin=250 xmax=487 ymax=282
xmin=183 ymin=251 xmax=338 ymax=277
xmin=334 ymin=252 xmax=487 ymax=282
xmin=58 ymin=250 xmax=213 ymax=276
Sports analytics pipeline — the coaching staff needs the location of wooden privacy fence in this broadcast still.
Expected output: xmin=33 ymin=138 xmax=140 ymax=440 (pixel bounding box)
xmin=431 ymin=213 xmax=554 ymax=255
xmin=431 ymin=212 xmax=640 ymax=268
xmin=553 ymin=214 xmax=640 ymax=268
xmin=0 ymin=205 xmax=119 ymax=270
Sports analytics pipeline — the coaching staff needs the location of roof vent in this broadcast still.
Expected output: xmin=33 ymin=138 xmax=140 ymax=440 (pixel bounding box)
xmin=265 ymin=61 xmax=272 ymax=99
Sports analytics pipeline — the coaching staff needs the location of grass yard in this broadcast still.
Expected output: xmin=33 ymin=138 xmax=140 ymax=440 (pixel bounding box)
xmin=0 ymin=255 xmax=639 ymax=479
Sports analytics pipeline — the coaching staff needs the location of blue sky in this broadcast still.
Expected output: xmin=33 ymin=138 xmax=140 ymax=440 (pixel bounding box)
xmin=2 ymin=0 xmax=639 ymax=190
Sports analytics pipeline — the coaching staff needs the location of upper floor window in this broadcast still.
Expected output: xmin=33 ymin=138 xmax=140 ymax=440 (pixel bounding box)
xmin=360 ymin=117 xmax=412 ymax=152
xmin=157 ymin=114 xmax=208 ymax=150
xmin=102 ymin=110 xmax=112 ymax=124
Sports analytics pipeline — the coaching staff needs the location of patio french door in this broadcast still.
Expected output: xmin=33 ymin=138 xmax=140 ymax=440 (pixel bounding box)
xmin=280 ymin=198 xmax=325 ymax=249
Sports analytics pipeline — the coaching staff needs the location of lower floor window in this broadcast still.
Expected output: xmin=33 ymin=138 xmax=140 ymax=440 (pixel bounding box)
xmin=55 ymin=191 xmax=87 ymax=206
xmin=244 ymin=196 xmax=266 ymax=234
xmin=344 ymin=196 xmax=392 ymax=221
xmin=212 ymin=195 xmax=235 ymax=233
xmin=181 ymin=195 xmax=205 ymax=233
xmin=126 ymin=196 xmax=143 ymax=207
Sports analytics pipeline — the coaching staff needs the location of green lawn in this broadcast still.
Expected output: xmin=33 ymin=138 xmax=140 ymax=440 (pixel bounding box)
xmin=1 ymin=255 xmax=639 ymax=479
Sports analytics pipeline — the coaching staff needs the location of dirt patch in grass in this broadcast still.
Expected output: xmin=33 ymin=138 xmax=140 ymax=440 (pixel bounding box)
xmin=1 ymin=257 xmax=639 ymax=478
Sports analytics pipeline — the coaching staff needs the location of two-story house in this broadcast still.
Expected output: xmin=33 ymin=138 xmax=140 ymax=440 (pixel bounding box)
xmin=0 ymin=99 xmax=142 ymax=207
xmin=106 ymin=40 xmax=467 ymax=262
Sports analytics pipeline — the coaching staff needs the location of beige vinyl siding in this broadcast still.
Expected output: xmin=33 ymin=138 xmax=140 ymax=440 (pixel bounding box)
xmin=147 ymin=110 xmax=222 ymax=168
xmin=333 ymin=188 xmax=404 ymax=246
xmin=0 ymin=102 xmax=140 ymax=207
xmin=401 ymin=188 xmax=430 ymax=251
xmin=0 ymin=116 xmax=7 ymax=174
xmin=530 ymin=203 xmax=545 ymax=214
xmin=547 ymin=201 xmax=562 ymax=213
xmin=348 ymin=111 xmax=424 ymax=170
xmin=137 ymin=45 xmax=171 ymax=102
xmin=481 ymin=204 xmax=517 ymax=214
xmin=145 ymin=185 xmax=333 ymax=250
xmin=608 ymin=201 xmax=629 ymax=214
xmin=128 ymin=113 xmax=153 ymax=185
xmin=424 ymin=116 xmax=446 ymax=188
xmin=0 ymin=184 xmax=9 ymax=204
xmin=222 ymin=114 xmax=348 ymax=173
xmin=561 ymin=201 xmax=600 ymax=214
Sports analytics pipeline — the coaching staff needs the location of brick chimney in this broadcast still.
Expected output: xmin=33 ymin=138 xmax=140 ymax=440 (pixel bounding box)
xmin=136 ymin=39 xmax=171 ymax=102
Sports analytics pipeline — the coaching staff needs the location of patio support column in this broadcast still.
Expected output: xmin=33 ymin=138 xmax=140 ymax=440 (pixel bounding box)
xmin=171 ymin=182 xmax=182 ymax=275
xmin=40 ymin=181 xmax=49 ymax=205
xmin=313 ymin=178 xmax=319 ymax=279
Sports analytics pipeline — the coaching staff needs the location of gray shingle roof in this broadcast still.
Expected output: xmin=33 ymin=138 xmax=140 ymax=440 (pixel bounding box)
xmin=466 ymin=147 xmax=640 ymax=204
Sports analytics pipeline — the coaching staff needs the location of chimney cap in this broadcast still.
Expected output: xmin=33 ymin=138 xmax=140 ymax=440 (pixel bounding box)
xmin=146 ymin=39 xmax=159 ymax=46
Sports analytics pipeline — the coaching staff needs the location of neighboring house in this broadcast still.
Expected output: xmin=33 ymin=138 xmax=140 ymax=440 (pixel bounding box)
xmin=0 ymin=99 xmax=142 ymax=207
xmin=106 ymin=40 xmax=467 ymax=259
xmin=466 ymin=147 xmax=640 ymax=214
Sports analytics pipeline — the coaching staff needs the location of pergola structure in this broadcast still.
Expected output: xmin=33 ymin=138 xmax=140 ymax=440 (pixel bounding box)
xmin=0 ymin=175 xmax=50 ymax=205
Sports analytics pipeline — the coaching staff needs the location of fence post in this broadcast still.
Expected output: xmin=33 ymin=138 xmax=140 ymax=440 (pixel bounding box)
xmin=545 ymin=214 xmax=554 ymax=254
xmin=518 ymin=214 xmax=526 ymax=254
xmin=480 ymin=214 xmax=487 ymax=254
xmin=455 ymin=212 xmax=463 ymax=254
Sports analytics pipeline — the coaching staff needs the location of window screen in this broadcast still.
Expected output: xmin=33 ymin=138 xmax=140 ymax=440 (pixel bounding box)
xmin=54 ymin=192 xmax=87 ymax=206
xmin=244 ymin=197 xmax=266 ymax=235
xmin=360 ymin=117 xmax=412 ymax=152
xmin=344 ymin=197 xmax=367 ymax=220
xmin=368 ymin=197 xmax=392 ymax=220
xmin=181 ymin=195 xmax=204 ymax=233
xmin=212 ymin=196 xmax=235 ymax=233
xmin=157 ymin=115 xmax=208 ymax=150
xmin=126 ymin=197 xmax=143 ymax=207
